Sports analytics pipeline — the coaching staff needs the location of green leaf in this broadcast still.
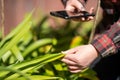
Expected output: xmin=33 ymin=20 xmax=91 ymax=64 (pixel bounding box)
xmin=15 ymin=75 xmax=63 ymax=80
xmin=0 ymin=11 xmax=33 ymax=48
xmin=52 ymin=61 xmax=65 ymax=77
xmin=43 ymin=64 xmax=55 ymax=76
xmin=79 ymin=68 xmax=99 ymax=80
xmin=11 ymin=45 xmax=24 ymax=62
xmin=0 ymin=53 xmax=65 ymax=79
xmin=0 ymin=22 xmax=32 ymax=59
xmin=0 ymin=66 xmax=30 ymax=80
xmin=23 ymin=38 xmax=55 ymax=57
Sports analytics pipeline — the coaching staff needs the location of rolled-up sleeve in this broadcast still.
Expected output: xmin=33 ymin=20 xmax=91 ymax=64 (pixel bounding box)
xmin=91 ymin=19 xmax=120 ymax=57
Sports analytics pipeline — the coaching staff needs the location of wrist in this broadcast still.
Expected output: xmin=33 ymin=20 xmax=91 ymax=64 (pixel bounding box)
xmin=89 ymin=44 xmax=99 ymax=58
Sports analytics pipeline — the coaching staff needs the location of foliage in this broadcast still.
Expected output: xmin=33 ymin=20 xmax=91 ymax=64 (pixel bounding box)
xmin=0 ymin=11 xmax=99 ymax=80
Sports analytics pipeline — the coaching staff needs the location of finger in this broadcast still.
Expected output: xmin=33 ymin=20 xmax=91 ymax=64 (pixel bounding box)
xmin=61 ymin=58 xmax=77 ymax=65
xmin=81 ymin=17 xmax=85 ymax=21
xmin=86 ymin=16 xmax=94 ymax=21
xmin=72 ymin=17 xmax=87 ymax=22
xmin=62 ymin=53 xmax=81 ymax=64
xmin=65 ymin=0 xmax=85 ymax=13
xmin=68 ymin=65 xmax=80 ymax=70
xmin=68 ymin=65 xmax=86 ymax=73
xmin=69 ymin=69 xmax=82 ymax=73
xmin=88 ymin=16 xmax=94 ymax=20
xmin=89 ymin=7 xmax=94 ymax=14
xmin=75 ymin=1 xmax=85 ymax=12
xmin=87 ymin=7 xmax=94 ymax=21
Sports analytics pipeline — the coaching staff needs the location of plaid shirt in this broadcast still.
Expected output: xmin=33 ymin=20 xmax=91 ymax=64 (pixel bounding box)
xmin=91 ymin=0 xmax=120 ymax=57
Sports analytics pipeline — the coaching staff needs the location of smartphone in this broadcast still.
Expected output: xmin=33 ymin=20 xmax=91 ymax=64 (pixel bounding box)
xmin=50 ymin=10 xmax=95 ymax=19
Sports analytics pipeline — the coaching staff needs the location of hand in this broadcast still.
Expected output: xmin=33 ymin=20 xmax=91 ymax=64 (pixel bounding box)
xmin=65 ymin=0 xmax=94 ymax=21
xmin=61 ymin=44 xmax=98 ymax=73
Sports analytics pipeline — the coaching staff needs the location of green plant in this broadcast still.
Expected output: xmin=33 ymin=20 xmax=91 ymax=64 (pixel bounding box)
xmin=0 ymin=11 xmax=99 ymax=80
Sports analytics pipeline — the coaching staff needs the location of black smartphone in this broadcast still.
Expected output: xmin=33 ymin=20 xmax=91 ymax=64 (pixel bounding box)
xmin=50 ymin=10 xmax=95 ymax=19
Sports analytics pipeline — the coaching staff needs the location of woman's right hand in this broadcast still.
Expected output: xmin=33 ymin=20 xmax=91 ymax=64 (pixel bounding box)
xmin=64 ymin=0 xmax=94 ymax=21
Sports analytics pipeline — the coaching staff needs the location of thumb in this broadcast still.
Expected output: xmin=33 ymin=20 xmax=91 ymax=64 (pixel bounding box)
xmin=65 ymin=5 xmax=75 ymax=13
xmin=61 ymin=48 xmax=77 ymax=54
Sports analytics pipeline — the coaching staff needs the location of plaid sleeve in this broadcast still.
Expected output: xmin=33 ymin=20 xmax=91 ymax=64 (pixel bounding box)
xmin=91 ymin=19 xmax=120 ymax=57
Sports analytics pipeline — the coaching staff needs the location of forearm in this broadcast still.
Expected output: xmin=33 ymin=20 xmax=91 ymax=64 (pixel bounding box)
xmin=91 ymin=19 xmax=120 ymax=57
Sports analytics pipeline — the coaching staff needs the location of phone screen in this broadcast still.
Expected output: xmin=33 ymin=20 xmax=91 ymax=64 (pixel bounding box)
xmin=50 ymin=10 xmax=95 ymax=19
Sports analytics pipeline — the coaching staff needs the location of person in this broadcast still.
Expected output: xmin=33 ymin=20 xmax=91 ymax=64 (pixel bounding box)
xmin=60 ymin=0 xmax=120 ymax=80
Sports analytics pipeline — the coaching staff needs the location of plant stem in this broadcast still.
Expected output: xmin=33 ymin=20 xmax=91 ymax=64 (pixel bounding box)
xmin=88 ymin=0 xmax=101 ymax=43
xmin=1 ymin=0 xmax=5 ymax=38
